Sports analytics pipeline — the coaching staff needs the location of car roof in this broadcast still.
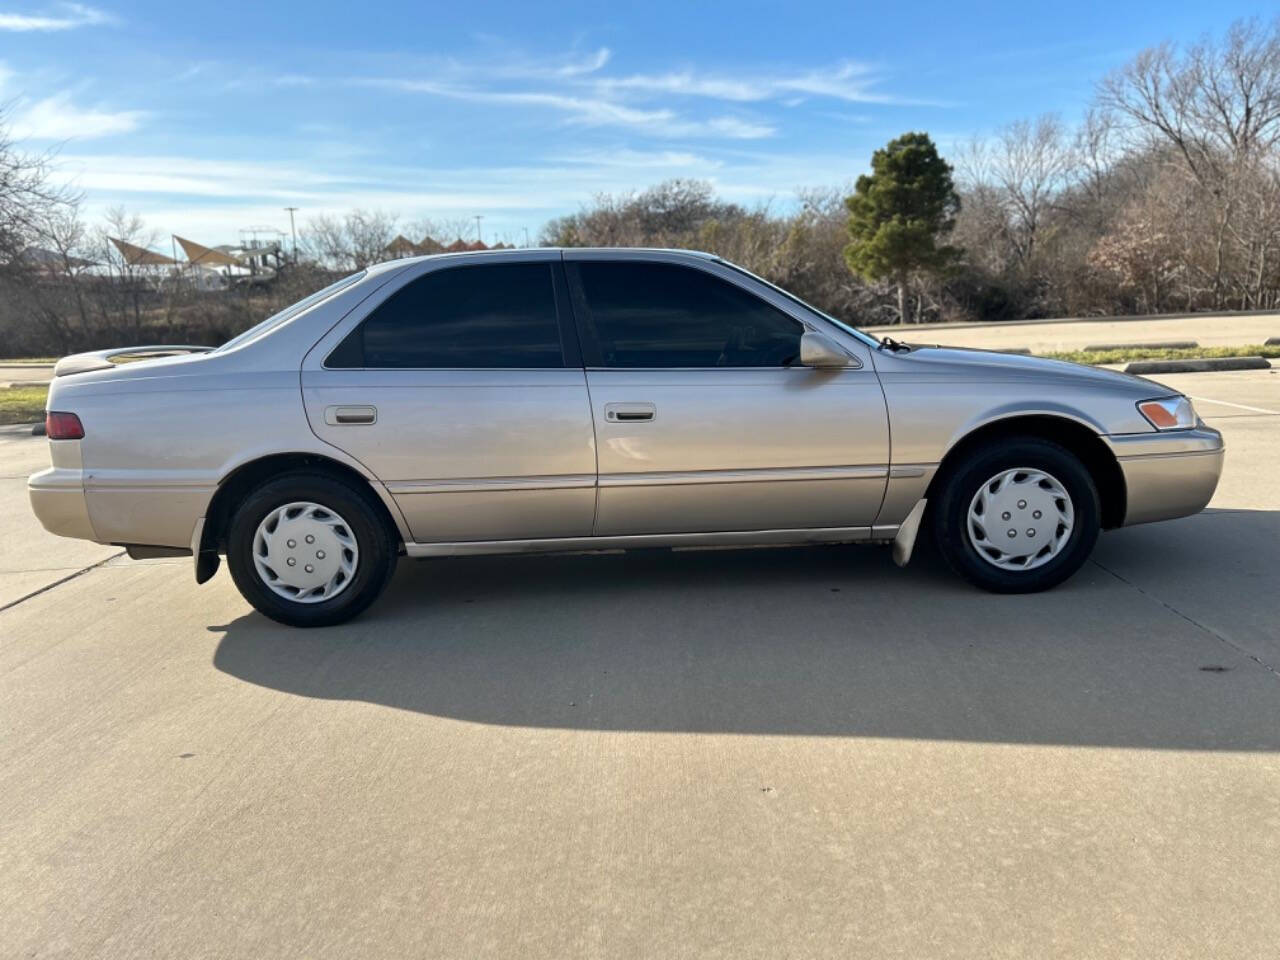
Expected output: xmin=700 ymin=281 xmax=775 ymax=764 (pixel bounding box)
xmin=368 ymin=246 xmax=720 ymax=271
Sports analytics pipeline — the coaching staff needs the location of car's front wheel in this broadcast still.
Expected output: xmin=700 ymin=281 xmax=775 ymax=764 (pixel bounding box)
xmin=932 ymin=437 xmax=1100 ymax=593
xmin=226 ymin=472 xmax=397 ymax=627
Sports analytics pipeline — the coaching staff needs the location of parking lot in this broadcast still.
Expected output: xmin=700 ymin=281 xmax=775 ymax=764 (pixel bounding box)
xmin=2 ymin=367 xmax=1278 ymax=958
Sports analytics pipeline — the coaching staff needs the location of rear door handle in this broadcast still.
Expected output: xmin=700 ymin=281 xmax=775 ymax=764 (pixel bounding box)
xmin=325 ymin=405 xmax=377 ymax=425
xmin=605 ymin=402 xmax=656 ymax=423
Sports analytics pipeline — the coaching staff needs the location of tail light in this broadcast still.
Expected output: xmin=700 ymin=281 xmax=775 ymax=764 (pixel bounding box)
xmin=45 ymin=411 xmax=85 ymax=440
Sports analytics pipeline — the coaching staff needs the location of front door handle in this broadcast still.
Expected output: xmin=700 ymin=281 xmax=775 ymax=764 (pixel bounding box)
xmin=605 ymin=402 xmax=656 ymax=423
xmin=325 ymin=405 xmax=377 ymax=425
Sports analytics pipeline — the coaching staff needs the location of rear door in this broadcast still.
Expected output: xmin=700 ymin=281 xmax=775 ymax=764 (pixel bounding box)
xmin=565 ymin=253 xmax=889 ymax=537
xmin=302 ymin=254 xmax=596 ymax=544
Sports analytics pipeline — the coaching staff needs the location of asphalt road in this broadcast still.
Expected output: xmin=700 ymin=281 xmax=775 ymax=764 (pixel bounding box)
xmin=2 ymin=369 xmax=1278 ymax=959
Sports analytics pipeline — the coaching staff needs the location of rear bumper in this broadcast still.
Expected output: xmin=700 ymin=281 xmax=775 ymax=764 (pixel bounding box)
xmin=28 ymin=467 xmax=99 ymax=542
xmin=1104 ymin=426 xmax=1225 ymax=526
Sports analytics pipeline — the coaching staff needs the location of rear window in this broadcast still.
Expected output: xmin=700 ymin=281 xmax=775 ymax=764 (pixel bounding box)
xmin=327 ymin=263 xmax=563 ymax=368
xmin=217 ymin=271 xmax=365 ymax=353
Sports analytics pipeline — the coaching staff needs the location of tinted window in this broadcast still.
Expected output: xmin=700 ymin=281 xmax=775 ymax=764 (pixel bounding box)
xmin=576 ymin=262 xmax=803 ymax=368
xmin=327 ymin=263 xmax=563 ymax=368
xmin=218 ymin=270 xmax=365 ymax=353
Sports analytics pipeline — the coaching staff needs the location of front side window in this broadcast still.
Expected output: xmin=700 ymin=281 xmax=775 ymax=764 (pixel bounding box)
xmin=327 ymin=262 xmax=563 ymax=368
xmin=575 ymin=261 xmax=803 ymax=368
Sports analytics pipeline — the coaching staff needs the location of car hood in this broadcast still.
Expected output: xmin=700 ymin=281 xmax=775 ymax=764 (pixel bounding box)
xmin=886 ymin=343 xmax=1170 ymax=393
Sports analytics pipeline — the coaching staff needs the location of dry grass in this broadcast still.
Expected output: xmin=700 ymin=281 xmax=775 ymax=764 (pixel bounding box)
xmin=0 ymin=386 xmax=48 ymax=425
xmin=1041 ymin=344 xmax=1280 ymax=365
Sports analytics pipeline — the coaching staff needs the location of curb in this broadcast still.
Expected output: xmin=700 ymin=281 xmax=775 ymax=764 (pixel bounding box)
xmin=0 ymin=422 xmax=44 ymax=436
xmin=1124 ymin=356 xmax=1272 ymax=374
xmin=1084 ymin=340 xmax=1198 ymax=352
xmin=863 ymin=309 xmax=1280 ymax=335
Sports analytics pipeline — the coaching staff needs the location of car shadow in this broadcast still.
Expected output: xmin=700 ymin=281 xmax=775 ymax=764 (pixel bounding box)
xmin=211 ymin=508 xmax=1280 ymax=751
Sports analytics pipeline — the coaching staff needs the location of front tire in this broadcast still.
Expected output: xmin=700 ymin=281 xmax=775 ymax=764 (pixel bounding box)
xmin=933 ymin=437 xmax=1100 ymax=593
xmin=226 ymin=472 xmax=397 ymax=627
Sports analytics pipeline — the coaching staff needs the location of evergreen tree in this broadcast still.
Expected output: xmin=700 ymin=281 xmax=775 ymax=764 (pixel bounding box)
xmin=845 ymin=132 xmax=960 ymax=323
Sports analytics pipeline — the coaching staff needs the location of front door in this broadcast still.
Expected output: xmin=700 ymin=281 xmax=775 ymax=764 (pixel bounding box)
xmin=303 ymin=257 xmax=596 ymax=543
xmin=564 ymin=254 xmax=889 ymax=537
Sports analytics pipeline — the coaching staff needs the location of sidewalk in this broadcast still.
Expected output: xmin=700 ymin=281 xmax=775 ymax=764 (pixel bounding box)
xmin=863 ymin=311 xmax=1280 ymax=354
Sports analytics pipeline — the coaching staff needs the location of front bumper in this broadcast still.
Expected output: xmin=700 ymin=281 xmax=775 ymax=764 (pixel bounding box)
xmin=1104 ymin=426 xmax=1225 ymax=526
xmin=28 ymin=467 xmax=99 ymax=542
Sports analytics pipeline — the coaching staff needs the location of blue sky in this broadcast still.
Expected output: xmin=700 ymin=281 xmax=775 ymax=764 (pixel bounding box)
xmin=0 ymin=0 xmax=1266 ymax=247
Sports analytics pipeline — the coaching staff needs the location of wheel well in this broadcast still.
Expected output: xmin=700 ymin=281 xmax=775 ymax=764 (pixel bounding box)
xmin=200 ymin=453 xmax=402 ymax=554
xmin=924 ymin=415 xmax=1127 ymax=529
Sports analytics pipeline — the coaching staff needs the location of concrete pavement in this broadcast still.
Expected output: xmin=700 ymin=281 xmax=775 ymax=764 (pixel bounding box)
xmin=0 ymin=424 xmax=119 ymax=608
xmin=0 ymin=362 xmax=54 ymax=387
xmin=1 ymin=370 xmax=1278 ymax=958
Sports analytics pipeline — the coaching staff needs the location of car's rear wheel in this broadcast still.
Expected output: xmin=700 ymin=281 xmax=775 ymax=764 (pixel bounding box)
xmin=932 ymin=437 xmax=1100 ymax=593
xmin=226 ymin=473 xmax=397 ymax=627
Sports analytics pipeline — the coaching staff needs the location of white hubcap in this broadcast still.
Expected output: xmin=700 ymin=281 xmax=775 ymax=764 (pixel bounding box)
xmin=252 ymin=501 xmax=359 ymax=603
xmin=967 ymin=468 xmax=1074 ymax=571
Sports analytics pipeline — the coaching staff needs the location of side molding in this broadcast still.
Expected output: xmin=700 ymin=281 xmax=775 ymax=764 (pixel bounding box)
xmin=891 ymin=499 xmax=928 ymax=568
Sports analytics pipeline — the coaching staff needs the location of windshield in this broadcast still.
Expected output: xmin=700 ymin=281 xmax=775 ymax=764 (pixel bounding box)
xmin=215 ymin=271 xmax=367 ymax=352
xmin=718 ymin=260 xmax=879 ymax=348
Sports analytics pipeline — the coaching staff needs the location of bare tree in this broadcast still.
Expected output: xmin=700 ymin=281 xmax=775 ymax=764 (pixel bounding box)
xmin=301 ymin=210 xmax=399 ymax=269
xmin=90 ymin=207 xmax=168 ymax=338
xmin=405 ymin=216 xmax=476 ymax=247
xmin=963 ymin=115 xmax=1076 ymax=268
xmin=0 ymin=108 xmax=81 ymax=265
xmin=1101 ymin=17 xmax=1280 ymax=304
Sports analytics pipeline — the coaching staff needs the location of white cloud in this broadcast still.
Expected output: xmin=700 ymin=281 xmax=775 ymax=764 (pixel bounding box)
xmin=346 ymin=76 xmax=773 ymax=139
xmin=704 ymin=116 xmax=774 ymax=139
xmin=554 ymin=47 xmax=610 ymax=77
xmin=59 ymin=145 xmax=866 ymax=241
xmin=601 ymin=72 xmax=767 ymax=102
xmin=258 ymin=49 xmax=932 ymax=144
xmin=0 ymin=3 xmax=112 ymax=31
xmin=9 ymin=91 xmax=142 ymax=139
xmin=51 ymin=143 xmax=873 ymax=258
xmin=554 ymin=148 xmax=719 ymax=169
xmin=598 ymin=60 xmax=932 ymax=106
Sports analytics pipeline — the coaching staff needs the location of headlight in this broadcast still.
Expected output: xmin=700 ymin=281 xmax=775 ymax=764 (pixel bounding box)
xmin=1137 ymin=396 xmax=1197 ymax=430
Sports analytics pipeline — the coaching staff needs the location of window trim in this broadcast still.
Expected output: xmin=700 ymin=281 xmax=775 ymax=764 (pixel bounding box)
xmin=321 ymin=260 xmax=581 ymax=372
xmin=563 ymin=258 xmax=812 ymax=371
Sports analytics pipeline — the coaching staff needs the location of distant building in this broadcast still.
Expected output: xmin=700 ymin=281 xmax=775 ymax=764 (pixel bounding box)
xmin=385 ymin=235 xmax=450 ymax=258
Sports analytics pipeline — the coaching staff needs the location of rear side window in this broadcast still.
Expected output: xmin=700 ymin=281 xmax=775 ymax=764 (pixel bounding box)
xmin=327 ymin=262 xmax=563 ymax=368
xmin=574 ymin=261 xmax=803 ymax=368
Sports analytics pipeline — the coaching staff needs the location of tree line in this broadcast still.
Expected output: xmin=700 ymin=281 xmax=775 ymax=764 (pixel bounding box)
xmin=546 ymin=18 xmax=1280 ymax=325
xmin=1 ymin=17 xmax=1278 ymax=356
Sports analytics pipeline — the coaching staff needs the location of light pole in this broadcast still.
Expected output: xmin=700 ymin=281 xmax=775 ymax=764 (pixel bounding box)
xmin=474 ymin=215 xmax=484 ymax=246
xmin=523 ymin=226 xmax=531 ymax=248
xmin=284 ymin=207 xmax=299 ymax=261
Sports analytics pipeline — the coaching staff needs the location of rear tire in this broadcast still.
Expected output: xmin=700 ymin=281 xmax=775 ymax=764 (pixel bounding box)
xmin=933 ymin=437 xmax=1100 ymax=593
xmin=226 ymin=472 xmax=397 ymax=627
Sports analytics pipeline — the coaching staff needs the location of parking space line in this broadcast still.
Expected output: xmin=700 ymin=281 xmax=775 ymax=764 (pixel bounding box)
xmin=1189 ymin=395 xmax=1279 ymax=416
xmin=0 ymin=551 xmax=124 ymax=614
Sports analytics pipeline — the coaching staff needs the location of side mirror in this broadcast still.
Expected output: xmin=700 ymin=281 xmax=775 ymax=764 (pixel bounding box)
xmin=800 ymin=331 xmax=854 ymax=368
